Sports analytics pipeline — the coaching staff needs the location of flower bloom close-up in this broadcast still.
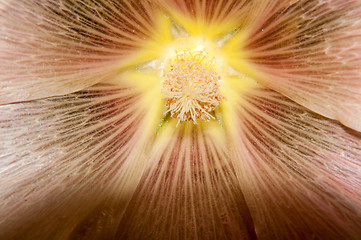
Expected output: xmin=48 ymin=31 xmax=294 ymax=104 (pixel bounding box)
xmin=1 ymin=0 xmax=361 ymax=239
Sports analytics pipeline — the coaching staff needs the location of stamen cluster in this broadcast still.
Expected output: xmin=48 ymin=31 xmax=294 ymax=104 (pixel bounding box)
xmin=162 ymin=49 xmax=224 ymax=124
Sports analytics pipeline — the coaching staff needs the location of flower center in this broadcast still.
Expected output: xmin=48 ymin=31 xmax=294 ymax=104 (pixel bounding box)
xmin=162 ymin=49 xmax=224 ymax=124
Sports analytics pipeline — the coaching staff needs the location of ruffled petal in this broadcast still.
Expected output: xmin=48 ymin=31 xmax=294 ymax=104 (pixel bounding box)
xmin=0 ymin=82 xmax=159 ymax=239
xmin=239 ymin=0 xmax=361 ymax=131
xmin=229 ymin=86 xmax=361 ymax=239
xmin=116 ymin=121 xmax=257 ymax=239
xmin=0 ymin=0 xmax=158 ymax=104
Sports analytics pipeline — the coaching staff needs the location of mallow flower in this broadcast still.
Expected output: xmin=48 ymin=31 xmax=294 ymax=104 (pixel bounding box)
xmin=1 ymin=0 xmax=361 ymax=239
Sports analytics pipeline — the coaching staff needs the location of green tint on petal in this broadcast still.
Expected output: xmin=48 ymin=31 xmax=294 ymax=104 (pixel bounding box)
xmin=230 ymin=87 xmax=361 ymax=239
xmin=0 ymin=83 xmax=157 ymax=239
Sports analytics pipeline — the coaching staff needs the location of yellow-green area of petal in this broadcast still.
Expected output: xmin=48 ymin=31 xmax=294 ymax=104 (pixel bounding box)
xmin=117 ymin=7 xmax=260 ymax=132
xmin=221 ymin=74 xmax=258 ymax=138
xmin=114 ymin=71 xmax=165 ymax=136
xmin=221 ymin=31 xmax=264 ymax=80
xmin=153 ymin=119 xmax=228 ymax=152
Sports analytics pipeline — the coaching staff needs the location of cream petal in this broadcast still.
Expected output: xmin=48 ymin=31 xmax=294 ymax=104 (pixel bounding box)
xmin=116 ymin=122 xmax=257 ymax=239
xmin=230 ymin=87 xmax=361 ymax=239
xmin=241 ymin=0 xmax=361 ymax=131
xmin=0 ymin=0 xmax=158 ymax=104
xmin=0 ymin=83 xmax=157 ymax=239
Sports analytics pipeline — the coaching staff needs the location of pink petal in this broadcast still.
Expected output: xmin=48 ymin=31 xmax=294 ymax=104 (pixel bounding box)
xmin=116 ymin=123 xmax=257 ymax=239
xmin=231 ymin=87 xmax=361 ymax=239
xmin=0 ymin=0 xmax=158 ymax=104
xmin=0 ymin=83 xmax=154 ymax=239
xmin=161 ymin=0 xmax=250 ymax=24
xmin=242 ymin=0 xmax=361 ymax=131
